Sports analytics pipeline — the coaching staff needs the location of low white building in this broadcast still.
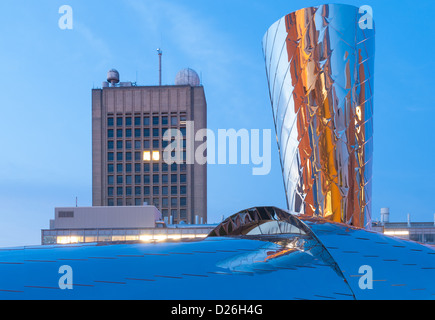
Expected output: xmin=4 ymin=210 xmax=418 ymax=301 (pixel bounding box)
xmin=41 ymin=206 xmax=214 ymax=245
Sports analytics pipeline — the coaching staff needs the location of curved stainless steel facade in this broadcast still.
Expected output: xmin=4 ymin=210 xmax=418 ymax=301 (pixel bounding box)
xmin=263 ymin=4 xmax=375 ymax=228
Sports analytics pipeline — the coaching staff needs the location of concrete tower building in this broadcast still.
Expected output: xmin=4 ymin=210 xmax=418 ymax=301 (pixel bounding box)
xmin=92 ymin=68 xmax=207 ymax=224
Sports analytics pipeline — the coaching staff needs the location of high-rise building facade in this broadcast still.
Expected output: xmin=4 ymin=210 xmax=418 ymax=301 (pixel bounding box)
xmin=263 ymin=4 xmax=375 ymax=228
xmin=92 ymin=68 xmax=207 ymax=224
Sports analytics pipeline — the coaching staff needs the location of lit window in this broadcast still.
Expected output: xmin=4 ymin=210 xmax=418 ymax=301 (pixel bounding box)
xmin=143 ymin=151 xmax=151 ymax=161
xmin=152 ymin=151 xmax=160 ymax=161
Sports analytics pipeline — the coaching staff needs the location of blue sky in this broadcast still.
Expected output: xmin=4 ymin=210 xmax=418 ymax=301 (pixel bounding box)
xmin=0 ymin=0 xmax=434 ymax=246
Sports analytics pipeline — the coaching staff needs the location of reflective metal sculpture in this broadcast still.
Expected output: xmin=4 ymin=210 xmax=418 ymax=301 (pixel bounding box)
xmin=262 ymin=4 xmax=375 ymax=228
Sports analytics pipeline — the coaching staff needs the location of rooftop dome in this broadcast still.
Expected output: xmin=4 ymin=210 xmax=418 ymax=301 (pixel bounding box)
xmin=175 ymin=68 xmax=200 ymax=86
xmin=107 ymin=69 xmax=120 ymax=84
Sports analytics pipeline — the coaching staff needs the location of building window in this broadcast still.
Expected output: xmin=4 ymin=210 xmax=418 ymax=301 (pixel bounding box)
xmin=135 ymin=128 xmax=141 ymax=138
xmin=153 ymin=174 xmax=159 ymax=183
xmin=171 ymin=197 xmax=177 ymax=206
xmin=135 ymin=186 xmax=141 ymax=196
xmin=126 ymin=186 xmax=132 ymax=196
xmin=171 ymin=116 xmax=177 ymax=126
xmin=152 ymin=151 xmax=160 ymax=161
xmin=153 ymin=186 xmax=159 ymax=195
xmin=180 ymin=174 xmax=186 ymax=183
xmin=135 ymin=198 xmax=142 ymax=206
xmin=180 ymin=185 xmax=186 ymax=195
xmin=117 ymin=152 xmax=123 ymax=161
xmin=144 ymin=128 xmax=150 ymax=137
xmin=126 ymin=152 xmax=132 ymax=161
xmin=135 ymin=141 xmax=141 ymax=149
xmin=108 ymin=117 xmax=114 ymax=126
xmin=144 ymin=175 xmax=150 ymax=184
xmin=144 ymin=116 xmax=150 ymax=126
xmin=144 ymin=163 xmax=150 ymax=172
xmin=153 ymin=116 xmax=159 ymax=125
xmin=171 ymin=209 xmax=178 ymax=219
xmin=117 ymin=175 xmax=123 ymax=184
xmin=143 ymin=151 xmax=151 ymax=161
xmin=126 ymin=117 xmax=132 ymax=126
xmin=162 ymin=174 xmax=168 ymax=183
xmin=180 ymin=209 xmax=187 ymax=219
xmin=108 ymin=152 xmax=114 ymax=161
xmin=171 ymin=186 xmax=177 ymax=195
xmin=126 ymin=175 xmax=132 ymax=185
xmin=424 ymin=234 xmax=435 ymax=243
xmin=162 ymin=163 xmax=168 ymax=172
xmin=153 ymin=128 xmax=159 ymax=137
xmin=108 ymin=187 xmax=114 ymax=196
xmin=117 ymin=129 xmax=123 ymax=138
xmin=171 ymin=174 xmax=177 ymax=183
xmin=162 ymin=116 xmax=168 ymax=125
xmin=117 ymin=140 xmax=123 ymax=149
xmin=117 ymin=187 xmax=123 ymax=196
xmin=162 ymin=186 xmax=168 ymax=195
xmin=135 ymin=163 xmax=141 ymax=172
xmin=152 ymin=198 xmax=159 ymax=208
xmin=162 ymin=197 xmax=168 ymax=207
xmin=126 ymin=129 xmax=132 ymax=138
xmin=108 ymin=175 xmax=114 ymax=185
xmin=171 ymin=163 xmax=177 ymax=171
xmin=117 ymin=164 xmax=123 ymax=173
xmin=108 ymin=164 xmax=114 ymax=173
xmin=180 ymin=197 xmax=187 ymax=206
xmin=144 ymin=186 xmax=150 ymax=195
xmin=135 ymin=175 xmax=141 ymax=184
xmin=117 ymin=198 xmax=123 ymax=206
xmin=153 ymin=140 xmax=159 ymax=148
xmin=144 ymin=140 xmax=150 ymax=148
xmin=108 ymin=129 xmax=114 ymax=138
xmin=108 ymin=141 xmax=114 ymax=150
xmin=126 ymin=163 xmax=132 ymax=173
xmin=153 ymin=163 xmax=159 ymax=172
xmin=117 ymin=117 xmax=123 ymax=126
xmin=180 ymin=164 xmax=186 ymax=172
xmin=108 ymin=198 xmax=114 ymax=206
xmin=134 ymin=117 xmax=141 ymax=126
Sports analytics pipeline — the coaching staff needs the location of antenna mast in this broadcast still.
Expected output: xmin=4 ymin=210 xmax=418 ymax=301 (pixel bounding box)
xmin=157 ymin=48 xmax=162 ymax=86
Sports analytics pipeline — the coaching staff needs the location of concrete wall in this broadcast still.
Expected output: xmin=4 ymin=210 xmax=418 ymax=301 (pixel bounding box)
xmin=53 ymin=206 xmax=161 ymax=229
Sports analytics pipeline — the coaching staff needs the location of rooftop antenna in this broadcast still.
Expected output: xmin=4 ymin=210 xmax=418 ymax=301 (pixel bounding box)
xmin=157 ymin=48 xmax=162 ymax=86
